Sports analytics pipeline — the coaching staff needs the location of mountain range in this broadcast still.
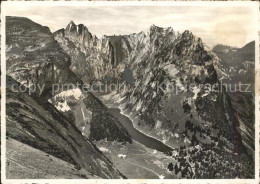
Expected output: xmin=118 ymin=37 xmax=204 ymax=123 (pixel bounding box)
xmin=5 ymin=16 xmax=255 ymax=179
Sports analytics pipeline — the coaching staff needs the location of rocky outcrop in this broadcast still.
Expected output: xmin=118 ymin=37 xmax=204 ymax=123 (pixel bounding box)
xmin=6 ymin=16 xmax=83 ymax=97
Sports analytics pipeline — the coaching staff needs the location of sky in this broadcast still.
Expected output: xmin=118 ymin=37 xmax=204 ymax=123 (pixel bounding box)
xmin=4 ymin=3 xmax=258 ymax=47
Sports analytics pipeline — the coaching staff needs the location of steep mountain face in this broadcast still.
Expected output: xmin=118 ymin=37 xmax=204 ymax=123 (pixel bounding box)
xmin=212 ymin=42 xmax=255 ymax=151
xmin=6 ymin=76 xmax=125 ymax=179
xmin=117 ymin=28 xmax=243 ymax=150
xmin=118 ymin=30 xmax=253 ymax=178
xmin=48 ymin=90 xmax=132 ymax=143
xmin=6 ymin=17 xmax=83 ymax=97
xmin=54 ymin=21 xmax=125 ymax=83
xmin=55 ymin=22 xmax=254 ymax=178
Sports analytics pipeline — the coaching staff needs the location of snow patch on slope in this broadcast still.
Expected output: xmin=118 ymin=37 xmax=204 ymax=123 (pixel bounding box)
xmin=56 ymin=99 xmax=71 ymax=112
xmin=54 ymin=88 xmax=83 ymax=100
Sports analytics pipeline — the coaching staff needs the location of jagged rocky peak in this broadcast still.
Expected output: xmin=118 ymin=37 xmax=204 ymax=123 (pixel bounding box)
xmin=150 ymin=24 xmax=163 ymax=32
xmin=174 ymin=30 xmax=212 ymax=66
xmin=53 ymin=22 xmax=117 ymax=83
xmin=65 ymin=20 xmax=90 ymax=36
xmin=181 ymin=30 xmax=202 ymax=46
xmin=66 ymin=20 xmax=76 ymax=31
xmin=123 ymin=25 xmax=176 ymax=43
xmin=54 ymin=20 xmax=99 ymax=52
xmin=149 ymin=24 xmax=173 ymax=33
xmin=148 ymin=24 xmax=176 ymax=39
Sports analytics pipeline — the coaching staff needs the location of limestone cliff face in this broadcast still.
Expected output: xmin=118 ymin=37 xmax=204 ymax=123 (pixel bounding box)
xmin=54 ymin=22 xmax=126 ymax=83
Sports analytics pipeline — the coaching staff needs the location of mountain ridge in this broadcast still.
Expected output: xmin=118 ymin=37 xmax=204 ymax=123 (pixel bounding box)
xmin=6 ymin=16 xmax=83 ymax=98
xmin=53 ymin=20 xmax=254 ymax=178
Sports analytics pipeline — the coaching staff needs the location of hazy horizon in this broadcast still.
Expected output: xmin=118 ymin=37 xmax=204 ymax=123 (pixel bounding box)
xmin=5 ymin=4 xmax=258 ymax=47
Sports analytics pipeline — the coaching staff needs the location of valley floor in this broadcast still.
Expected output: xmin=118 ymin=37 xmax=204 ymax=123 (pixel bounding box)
xmin=94 ymin=140 xmax=176 ymax=179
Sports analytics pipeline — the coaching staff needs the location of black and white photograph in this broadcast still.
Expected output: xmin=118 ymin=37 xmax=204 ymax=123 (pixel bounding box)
xmin=1 ymin=1 xmax=259 ymax=183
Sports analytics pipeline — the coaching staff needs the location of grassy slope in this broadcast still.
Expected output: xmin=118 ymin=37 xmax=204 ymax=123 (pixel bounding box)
xmin=6 ymin=138 xmax=101 ymax=179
